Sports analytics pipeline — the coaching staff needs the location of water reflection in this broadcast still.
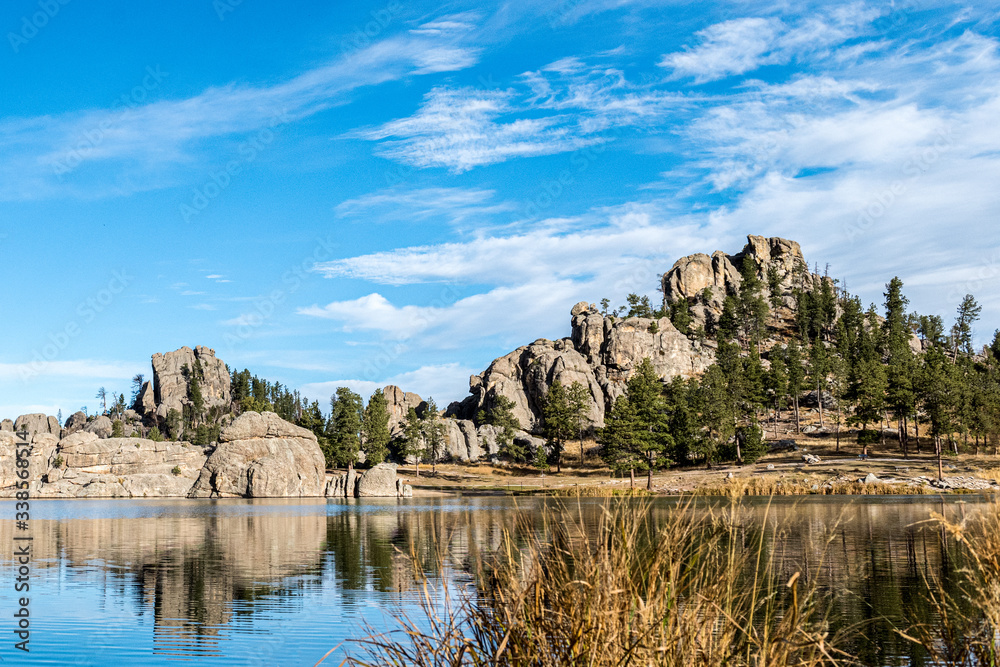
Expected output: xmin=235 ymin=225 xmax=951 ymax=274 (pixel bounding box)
xmin=0 ymin=496 xmax=988 ymax=666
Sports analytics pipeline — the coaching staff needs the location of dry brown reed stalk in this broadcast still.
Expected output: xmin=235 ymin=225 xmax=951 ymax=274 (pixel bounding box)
xmin=898 ymin=500 xmax=1000 ymax=665
xmin=327 ymin=499 xmax=850 ymax=667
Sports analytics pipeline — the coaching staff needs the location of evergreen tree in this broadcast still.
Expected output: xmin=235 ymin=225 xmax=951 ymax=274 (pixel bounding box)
xmin=326 ymin=387 xmax=364 ymax=470
xmin=565 ymin=381 xmax=592 ymax=467
xmin=485 ymin=396 xmax=523 ymax=462
xmin=664 ymin=377 xmax=698 ymax=466
xmin=764 ymin=352 xmax=788 ymax=437
xmin=785 ymin=341 xmax=805 ymax=434
xmin=696 ymin=365 xmax=734 ymax=468
xmin=422 ymin=397 xmax=447 ymax=474
xmin=361 ymin=389 xmax=391 ymax=466
xmin=542 ymin=381 xmax=572 ymax=472
xmin=736 ymin=256 xmax=769 ymax=350
xmin=883 ymin=278 xmax=916 ymax=456
xmin=401 ymin=407 xmax=425 ymax=476
xmin=598 ymin=396 xmax=641 ymax=488
xmin=953 ymin=294 xmax=982 ymax=360
xmin=919 ymin=344 xmax=959 ymax=479
xmin=807 ymin=337 xmax=830 ymax=427
xmin=627 ymin=358 xmax=673 ymax=489
xmin=669 ymin=299 xmax=692 ymax=335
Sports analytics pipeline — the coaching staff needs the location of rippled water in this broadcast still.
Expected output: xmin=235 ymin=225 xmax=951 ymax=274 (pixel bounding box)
xmin=0 ymin=495 xmax=988 ymax=665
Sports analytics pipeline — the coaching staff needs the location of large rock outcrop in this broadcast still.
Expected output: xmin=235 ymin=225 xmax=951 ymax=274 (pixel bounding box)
xmin=384 ymin=385 xmax=425 ymax=435
xmin=0 ymin=430 xmax=209 ymax=498
xmin=188 ymin=411 xmax=324 ymax=498
xmin=141 ymin=346 xmax=231 ymax=424
xmin=449 ymin=305 xmax=713 ymax=433
xmin=61 ymin=410 xmax=88 ymax=437
xmin=661 ymin=235 xmax=820 ymax=331
xmin=13 ymin=413 xmax=60 ymax=438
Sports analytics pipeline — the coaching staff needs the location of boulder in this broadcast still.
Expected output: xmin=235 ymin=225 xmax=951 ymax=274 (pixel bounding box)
xmin=188 ymin=412 xmax=324 ymax=498
xmin=802 ymin=454 xmax=821 ymax=464
xmin=769 ymin=440 xmax=799 ymax=452
xmin=442 ymin=419 xmax=482 ymax=462
xmin=801 ymin=390 xmax=837 ymax=409
xmin=1 ymin=419 xmax=13 ymax=432
xmin=61 ymin=411 xmax=88 ymax=437
xmin=84 ymin=415 xmax=114 ymax=438
xmin=356 ymin=463 xmax=400 ymax=497
xmin=148 ymin=346 xmax=231 ymax=423
xmin=219 ymin=411 xmax=315 ymax=442
xmin=13 ymin=413 xmax=60 ymax=438
xmin=863 ymin=473 xmax=879 ymax=484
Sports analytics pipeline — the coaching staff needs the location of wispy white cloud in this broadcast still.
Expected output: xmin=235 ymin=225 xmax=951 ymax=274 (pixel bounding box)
xmin=660 ymin=6 xmax=878 ymax=83
xmin=0 ymin=35 xmax=481 ymax=200
xmin=335 ymin=186 xmax=516 ymax=227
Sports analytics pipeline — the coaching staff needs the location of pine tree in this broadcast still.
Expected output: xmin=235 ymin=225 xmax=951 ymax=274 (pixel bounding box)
xmin=565 ymin=381 xmax=592 ymax=467
xmin=598 ymin=396 xmax=641 ymax=488
xmin=402 ymin=407 xmax=425 ymax=476
xmin=883 ymin=278 xmax=916 ymax=456
xmin=361 ymin=389 xmax=391 ymax=466
xmin=807 ymin=336 xmax=830 ymax=427
xmin=696 ymin=365 xmax=734 ymax=468
xmin=327 ymin=387 xmax=364 ymax=470
xmin=422 ymin=397 xmax=447 ymax=474
xmin=736 ymin=256 xmax=769 ymax=350
xmin=486 ymin=396 xmax=523 ymax=462
xmin=953 ymin=294 xmax=982 ymax=360
xmin=764 ymin=352 xmax=787 ymax=437
xmin=627 ymin=358 xmax=673 ymax=489
xmin=785 ymin=341 xmax=805 ymax=434
xmin=542 ymin=382 xmax=572 ymax=472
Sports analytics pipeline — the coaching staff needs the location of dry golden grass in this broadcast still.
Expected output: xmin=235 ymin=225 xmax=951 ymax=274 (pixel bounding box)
xmin=325 ymin=500 xmax=849 ymax=667
xmin=686 ymin=476 xmax=941 ymax=497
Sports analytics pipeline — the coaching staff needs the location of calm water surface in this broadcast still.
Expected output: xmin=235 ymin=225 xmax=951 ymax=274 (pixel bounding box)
xmin=0 ymin=495 xmax=988 ymax=666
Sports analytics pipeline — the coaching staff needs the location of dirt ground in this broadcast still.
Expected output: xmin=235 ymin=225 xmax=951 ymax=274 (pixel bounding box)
xmin=402 ymin=411 xmax=1000 ymax=496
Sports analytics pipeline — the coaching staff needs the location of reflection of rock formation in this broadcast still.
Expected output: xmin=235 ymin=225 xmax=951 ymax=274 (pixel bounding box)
xmin=0 ymin=501 xmax=328 ymax=655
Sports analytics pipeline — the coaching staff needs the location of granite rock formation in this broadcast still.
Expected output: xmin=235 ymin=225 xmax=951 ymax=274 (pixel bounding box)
xmin=137 ymin=346 xmax=232 ymax=424
xmin=325 ymin=462 xmax=412 ymax=498
xmin=187 ymin=411 xmax=324 ymax=498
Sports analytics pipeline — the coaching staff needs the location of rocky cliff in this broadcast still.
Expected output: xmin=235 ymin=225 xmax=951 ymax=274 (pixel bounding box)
xmin=447 ymin=304 xmax=714 ymax=433
xmin=134 ymin=345 xmax=232 ymax=424
xmin=661 ymin=235 xmax=818 ymax=331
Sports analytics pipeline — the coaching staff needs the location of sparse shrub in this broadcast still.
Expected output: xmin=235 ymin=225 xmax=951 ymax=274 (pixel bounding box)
xmin=148 ymin=426 xmax=164 ymax=442
xmin=171 ymin=466 xmax=182 ymax=476
xmin=52 ymin=455 xmax=64 ymax=468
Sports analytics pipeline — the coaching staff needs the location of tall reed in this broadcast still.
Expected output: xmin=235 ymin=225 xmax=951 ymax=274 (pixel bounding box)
xmin=328 ymin=500 xmax=847 ymax=667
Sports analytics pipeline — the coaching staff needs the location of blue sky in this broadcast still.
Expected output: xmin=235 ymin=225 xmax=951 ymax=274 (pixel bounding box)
xmin=2 ymin=0 xmax=999 ymax=418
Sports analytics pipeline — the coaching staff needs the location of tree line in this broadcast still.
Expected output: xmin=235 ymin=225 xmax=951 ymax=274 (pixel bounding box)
xmin=593 ymin=255 xmax=999 ymax=484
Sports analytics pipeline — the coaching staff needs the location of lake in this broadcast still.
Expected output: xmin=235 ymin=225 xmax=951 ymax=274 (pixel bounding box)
xmin=0 ymin=494 xmax=988 ymax=666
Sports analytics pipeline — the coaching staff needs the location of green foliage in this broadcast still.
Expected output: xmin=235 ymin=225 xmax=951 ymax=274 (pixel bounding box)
xmin=422 ymin=397 xmax=447 ymax=469
xmin=53 ymin=455 xmax=64 ymax=468
xmin=148 ymin=426 xmax=164 ymax=442
xmin=191 ymin=424 xmax=220 ymax=446
xmin=361 ymin=389 xmax=392 ymax=466
xmin=857 ymin=429 xmax=880 ymax=446
xmin=326 ymin=387 xmax=364 ymax=469
xmin=483 ymin=396 xmax=523 ymax=462
xmin=171 ymin=465 xmax=182 ymax=476
xmin=533 ymin=443 xmax=549 ymax=472
xmin=543 ymin=381 xmax=572 ymax=471
xmin=953 ymin=294 xmax=982 ymax=357
xmin=625 ymin=293 xmax=654 ymax=318
xmin=668 ymin=299 xmax=692 ymax=335
xmin=111 ymin=419 xmax=124 ymax=438
xmin=737 ymin=423 xmax=768 ymax=464
xmin=401 ymin=407 xmax=426 ymax=466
